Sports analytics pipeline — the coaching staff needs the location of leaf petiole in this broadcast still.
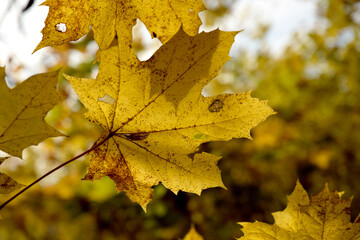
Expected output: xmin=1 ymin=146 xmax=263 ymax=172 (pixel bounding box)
xmin=0 ymin=132 xmax=115 ymax=211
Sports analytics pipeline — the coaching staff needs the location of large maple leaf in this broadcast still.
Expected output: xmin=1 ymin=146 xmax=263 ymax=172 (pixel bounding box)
xmin=66 ymin=28 xmax=274 ymax=209
xmin=35 ymin=0 xmax=205 ymax=51
xmin=0 ymin=67 xmax=62 ymax=158
xmin=239 ymin=180 xmax=360 ymax=240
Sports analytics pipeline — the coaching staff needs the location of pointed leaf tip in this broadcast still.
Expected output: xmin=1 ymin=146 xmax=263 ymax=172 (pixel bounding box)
xmin=0 ymin=173 xmax=24 ymax=194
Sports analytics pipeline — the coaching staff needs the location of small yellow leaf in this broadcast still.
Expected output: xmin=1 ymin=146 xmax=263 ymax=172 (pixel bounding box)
xmin=183 ymin=225 xmax=204 ymax=240
xmin=35 ymin=0 xmax=205 ymax=51
xmin=67 ymin=28 xmax=274 ymax=209
xmin=0 ymin=67 xmax=62 ymax=158
xmin=0 ymin=173 xmax=24 ymax=194
xmin=239 ymin=180 xmax=360 ymax=240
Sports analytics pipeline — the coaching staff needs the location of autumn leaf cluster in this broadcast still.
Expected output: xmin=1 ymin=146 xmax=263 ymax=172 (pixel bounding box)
xmin=0 ymin=0 xmax=273 ymax=210
xmin=2 ymin=0 xmax=360 ymax=239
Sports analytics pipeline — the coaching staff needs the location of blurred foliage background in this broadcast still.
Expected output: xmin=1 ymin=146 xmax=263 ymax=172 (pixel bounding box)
xmin=1 ymin=0 xmax=360 ymax=239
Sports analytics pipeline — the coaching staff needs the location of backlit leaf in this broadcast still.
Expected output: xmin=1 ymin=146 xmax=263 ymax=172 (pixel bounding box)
xmin=0 ymin=67 xmax=62 ymax=158
xmin=67 ymin=28 xmax=274 ymax=209
xmin=239 ymin=180 xmax=360 ymax=240
xmin=35 ymin=0 xmax=205 ymax=51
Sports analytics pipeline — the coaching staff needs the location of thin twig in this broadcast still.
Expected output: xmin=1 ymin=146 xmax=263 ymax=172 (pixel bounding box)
xmin=0 ymin=132 xmax=114 ymax=210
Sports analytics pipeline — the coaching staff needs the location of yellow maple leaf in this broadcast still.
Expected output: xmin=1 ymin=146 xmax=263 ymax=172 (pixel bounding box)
xmin=66 ymin=28 xmax=274 ymax=210
xmin=183 ymin=225 xmax=204 ymax=240
xmin=239 ymin=180 xmax=360 ymax=240
xmin=0 ymin=67 xmax=62 ymax=158
xmin=35 ymin=0 xmax=205 ymax=51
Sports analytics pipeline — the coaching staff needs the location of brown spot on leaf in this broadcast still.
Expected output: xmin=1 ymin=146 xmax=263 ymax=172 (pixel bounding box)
xmin=124 ymin=132 xmax=150 ymax=141
xmin=208 ymin=99 xmax=224 ymax=112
